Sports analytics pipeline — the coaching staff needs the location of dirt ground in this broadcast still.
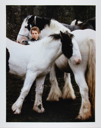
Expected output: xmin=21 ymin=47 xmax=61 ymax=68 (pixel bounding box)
xmin=6 ymin=71 xmax=94 ymax=122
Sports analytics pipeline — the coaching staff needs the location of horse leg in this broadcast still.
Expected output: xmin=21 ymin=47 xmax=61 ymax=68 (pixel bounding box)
xmin=62 ymin=73 xmax=76 ymax=100
xmin=25 ymin=81 xmax=35 ymax=102
xmin=12 ymin=70 xmax=37 ymax=114
xmin=33 ymin=75 xmax=46 ymax=113
xmin=46 ymin=63 xmax=62 ymax=101
xmin=74 ymin=72 xmax=91 ymax=120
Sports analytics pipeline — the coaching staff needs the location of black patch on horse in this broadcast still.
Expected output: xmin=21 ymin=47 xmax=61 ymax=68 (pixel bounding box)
xmin=35 ymin=16 xmax=51 ymax=30
xmin=6 ymin=48 xmax=10 ymax=72
xmin=49 ymin=31 xmax=73 ymax=59
xmin=60 ymin=31 xmax=73 ymax=59
xmin=26 ymin=15 xmax=34 ymax=31
xmin=27 ymin=15 xmax=51 ymax=31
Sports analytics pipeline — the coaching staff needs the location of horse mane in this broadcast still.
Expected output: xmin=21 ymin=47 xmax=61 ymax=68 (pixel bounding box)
xmin=35 ymin=16 xmax=51 ymax=30
xmin=49 ymin=33 xmax=60 ymax=40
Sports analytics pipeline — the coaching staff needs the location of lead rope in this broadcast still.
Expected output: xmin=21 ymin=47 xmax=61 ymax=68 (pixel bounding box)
xmin=18 ymin=28 xmax=32 ymax=39
xmin=18 ymin=24 xmax=33 ymax=39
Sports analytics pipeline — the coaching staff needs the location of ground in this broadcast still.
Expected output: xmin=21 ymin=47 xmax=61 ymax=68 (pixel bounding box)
xmin=6 ymin=71 xmax=94 ymax=122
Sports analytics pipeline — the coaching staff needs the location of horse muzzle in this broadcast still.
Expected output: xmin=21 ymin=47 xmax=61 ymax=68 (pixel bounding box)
xmin=70 ymin=55 xmax=82 ymax=65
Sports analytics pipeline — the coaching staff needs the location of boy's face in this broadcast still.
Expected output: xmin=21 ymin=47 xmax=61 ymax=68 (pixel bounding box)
xmin=31 ymin=30 xmax=40 ymax=40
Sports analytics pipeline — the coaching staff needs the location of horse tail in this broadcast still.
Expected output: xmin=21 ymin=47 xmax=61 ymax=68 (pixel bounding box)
xmin=6 ymin=48 xmax=10 ymax=72
xmin=86 ymin=38 xmax=96 ymax=116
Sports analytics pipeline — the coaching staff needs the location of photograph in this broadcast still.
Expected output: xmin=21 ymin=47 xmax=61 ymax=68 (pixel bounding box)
xmin=0 ymin=0 xmax=101 ymax=128
xmin=6 ymin=5 xmax=95 ymax=122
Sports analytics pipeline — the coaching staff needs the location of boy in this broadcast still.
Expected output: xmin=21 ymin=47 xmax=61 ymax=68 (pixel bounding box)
xmin=22 ymin=26 xmax=40 ymax=45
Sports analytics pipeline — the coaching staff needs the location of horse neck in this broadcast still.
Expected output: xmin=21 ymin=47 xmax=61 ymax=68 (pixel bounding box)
xmin=39 ymin=20 xmax=71 ymax=39
xmin=17 ymin=21 xmax=32 ymax=43
xmin=50 ymin=19 xmax=71 ymax=33
xmin=42 ymin=37 xmax=62 ymax=62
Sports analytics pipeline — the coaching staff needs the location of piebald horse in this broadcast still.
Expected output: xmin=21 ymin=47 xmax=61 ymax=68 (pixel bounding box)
xmin=70 ymin=17 xmax=95 ymax=30
xmin=16 ymin=15 xmax=96 ymax=120
xmin=7 ymin=31 xmax=81 ymax=114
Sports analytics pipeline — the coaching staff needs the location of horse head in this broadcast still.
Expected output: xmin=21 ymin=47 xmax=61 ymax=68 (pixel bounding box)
xmin=60 ymin=31 xmax=82 ymax=65
xmin=16 ymin=15 xmax=35 ymax=43
xmin=16 ymin=15 xmax=51 ymax=43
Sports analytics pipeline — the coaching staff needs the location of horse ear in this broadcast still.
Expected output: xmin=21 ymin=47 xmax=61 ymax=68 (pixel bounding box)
xmin=28 ymin=15 xmax=34 ymax=23
xmin=65 ymin=31 xmax=74 ymax=39
xmin=60 ymin=31 xmax=64 ymax=40
xmin=70 ymin=33 xmax=74 ymax=38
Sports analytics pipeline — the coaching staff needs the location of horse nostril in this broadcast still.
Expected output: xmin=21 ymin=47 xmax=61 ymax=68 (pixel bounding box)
xmin=78 ymin=59 xmax=81 ymax=64
xmin=76 ymin=59 xmax=81 ymax=64
xmin=74 ymin=57 xmax=81 ymax=65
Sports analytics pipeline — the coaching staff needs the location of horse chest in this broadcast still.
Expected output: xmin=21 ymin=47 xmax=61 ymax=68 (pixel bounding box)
xmin=9 ymin=65 xmax=26 ymax=77
xmin=8 ymin=57 xmax=27 ymax=77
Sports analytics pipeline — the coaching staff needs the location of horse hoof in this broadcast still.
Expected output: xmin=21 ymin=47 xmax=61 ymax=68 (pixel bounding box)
xmin=33 ymin=105 xmax=45 ymax=113
xmin=75 ymin=113 xmax=92 ymax=120
xmin=46 ymin=96 xmax=59 ymax=101
xmin=46 ymin=91 xmax=61 ymax=101
xmin=62 ymin=92 xmax=76 ymax=100
xmin=12 ymin=103 xmax=21 ymax=114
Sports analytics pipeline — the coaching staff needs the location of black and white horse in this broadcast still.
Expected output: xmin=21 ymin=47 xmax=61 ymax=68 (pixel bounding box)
xmin=7 ymin=30 xmax=81 ymax=114
xmin=17 ymin=16 xmax=95 ymax=43
xmin=16 ymin=15 xmax=96 ymax=120
xmin=70 ymin=17 xmax=95 ymax=30
xmin=70 ymin=19 xmax=83 ymax=25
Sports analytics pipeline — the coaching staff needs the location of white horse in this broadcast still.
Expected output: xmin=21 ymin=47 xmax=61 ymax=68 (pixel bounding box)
xmin=16 ymin=15 xmax=96 ymax=120
xmin=29 ymin=29 xmax=96 ymax=120
xmin=7 ymin=30 xmax=81 ymax=114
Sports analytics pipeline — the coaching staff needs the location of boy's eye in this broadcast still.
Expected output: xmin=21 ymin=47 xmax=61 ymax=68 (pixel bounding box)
xmin=32 ymin=33 xmax=37 ymax=35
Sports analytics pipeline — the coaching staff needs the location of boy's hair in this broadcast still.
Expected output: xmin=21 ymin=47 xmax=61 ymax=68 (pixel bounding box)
xmin=31 ymin=26 xmax=40 ymax=34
